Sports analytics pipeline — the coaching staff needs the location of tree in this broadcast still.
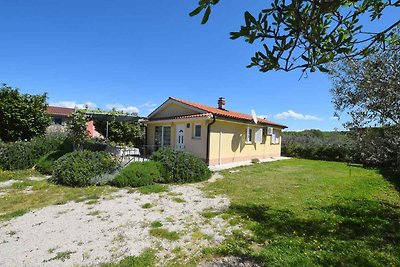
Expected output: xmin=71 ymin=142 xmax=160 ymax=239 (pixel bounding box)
xmin=68 ymin=110 xmax=89 ymax=150
xmin=190 ymin=0 xmax=399 ymax=74
xmin=94 ymin=121 xmax=143 ymax=146
xmin=0 ymin=84 xmax=51 ymax=142
xmin=329 ymin=33 xmax=400 ymax=169
xmin=329 ymin=34 xmax=399 ymax=129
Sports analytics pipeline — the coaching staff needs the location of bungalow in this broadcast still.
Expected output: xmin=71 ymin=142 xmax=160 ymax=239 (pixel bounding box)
xmin=145 ymin=97 xmax=287 ymax=166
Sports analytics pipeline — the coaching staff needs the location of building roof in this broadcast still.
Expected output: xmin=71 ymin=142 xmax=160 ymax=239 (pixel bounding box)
xmin=168 ymin=97 xmax=287 ymax=128
xmin=145 ymin=113 xmax=213 ymax=122
xmin=46 ymin=106 xmax=75 ymax=117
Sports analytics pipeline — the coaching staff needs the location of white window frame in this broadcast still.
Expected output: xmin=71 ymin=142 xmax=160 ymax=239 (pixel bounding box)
xmin=193 ymin=123 xmax=202 ymax=139
xmin=271 ymin=129 xmax=280 ymax=145
xmin=246 ymin=127 xmax=253 ymax=144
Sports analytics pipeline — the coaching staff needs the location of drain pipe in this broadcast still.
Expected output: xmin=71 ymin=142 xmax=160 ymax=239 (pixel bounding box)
xmin=206 ymin=114 xmax=216 ymax=165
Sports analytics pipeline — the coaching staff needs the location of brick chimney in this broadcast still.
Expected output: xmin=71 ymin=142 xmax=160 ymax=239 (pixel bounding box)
xmin=218 ymin=97 xmax=226 ymax=110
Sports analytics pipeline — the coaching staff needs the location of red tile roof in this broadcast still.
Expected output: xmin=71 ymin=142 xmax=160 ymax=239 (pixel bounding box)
xmin=169 ymin=97 xmax=287 ymax=128
xmin=46 ymin=106 xmax=75 ymax=117
xmin=146 ymin=113 xmax=212 ymax=122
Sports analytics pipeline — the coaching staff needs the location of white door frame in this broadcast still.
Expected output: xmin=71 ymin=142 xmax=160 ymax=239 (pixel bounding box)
xmin=175 ymin=124 xmax=185 ymax=150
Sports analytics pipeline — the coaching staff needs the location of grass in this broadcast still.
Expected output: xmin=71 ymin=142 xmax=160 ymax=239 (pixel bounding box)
xmin=172 ymin=197 xmax=186 ymax=203
xmin=204 ymin=159 xmax=400 ymax=266
xmin=43 ymin=250 xmax=75 ymax=262
xmin=0 ymin=169 xmax=39 ymax=182
xmin=137 ymin=184 xmax=168 ymax=194
xmin=150 ymin=228 xmax=180 ymax=241
xmin=150 ymin=220 xmax=163 ymax=228
xmin=101 ymin=249 xmax=156 ymax=267
xmin=0 ymin=170 xmax=117 ymax=221
xmin=141 ymin=203 xmax=154 ymax=209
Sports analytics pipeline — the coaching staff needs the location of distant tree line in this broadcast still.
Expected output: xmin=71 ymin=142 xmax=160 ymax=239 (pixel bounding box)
xmin=282 ymin=129 xmax=399 ymax=172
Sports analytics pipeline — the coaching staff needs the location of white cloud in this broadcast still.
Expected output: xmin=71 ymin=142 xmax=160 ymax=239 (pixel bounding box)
xmin=330 ymin=116 xmax=340 ymax=120
xmin=106 ymin=103 xmax=140 ymax=114
xmin=274 ymin=110 xmax=322 ymax=121
xmin=50 ymin=101 xmax=97 ymax=109
xmin=141 ymin=101 xmax=158 ymax=113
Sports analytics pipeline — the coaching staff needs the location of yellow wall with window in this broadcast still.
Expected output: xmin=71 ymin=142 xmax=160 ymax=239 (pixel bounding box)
xmin=208 ymin=120 xmax=282 ymax=165
xmin=146 ymin=119 xmax=208 ymax=160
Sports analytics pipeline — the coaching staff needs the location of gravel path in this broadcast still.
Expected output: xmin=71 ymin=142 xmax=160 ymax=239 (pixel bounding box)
xmin=0 ymin=182 xmax=235 ymax=267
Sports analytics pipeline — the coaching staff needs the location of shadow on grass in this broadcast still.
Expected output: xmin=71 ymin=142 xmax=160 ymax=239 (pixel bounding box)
xmin=224 ymin=199 xmax=400 ymax=266
xmin=379 ymin=168 xmax=400 ymax=192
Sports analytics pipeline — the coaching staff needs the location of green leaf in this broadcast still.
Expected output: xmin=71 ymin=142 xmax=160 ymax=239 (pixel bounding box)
xmin=189 ymin=6 xmax=204 ymax=17
xmin=201 ymin=6 xmax=211 ymax=24
xmin=317 ymin=65 xmax=330 ymax=73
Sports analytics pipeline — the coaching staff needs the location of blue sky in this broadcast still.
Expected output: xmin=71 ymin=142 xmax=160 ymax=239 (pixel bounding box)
xmin=1 ymin=1 xmax=398 ymax=131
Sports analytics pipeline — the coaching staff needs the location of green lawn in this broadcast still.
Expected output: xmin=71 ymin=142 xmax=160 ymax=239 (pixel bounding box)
xmin=204 ymin=159 xmax=400 ymax=266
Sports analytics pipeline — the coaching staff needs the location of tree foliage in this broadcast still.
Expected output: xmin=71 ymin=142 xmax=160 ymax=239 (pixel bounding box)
xmin=330 ymin=34 xmax=400 ymax=129
xmin=94 ymin=121 xmax=143 ymax=146
xmin=330 ymin=33 xmax=400 ymax=170
xmin=190 ymin=0 xmax=399 ymax=73
xmin=67 ymin=110 xmax=89 ymax=150
xmin=0 ymin=84 xmax=51 ymax=142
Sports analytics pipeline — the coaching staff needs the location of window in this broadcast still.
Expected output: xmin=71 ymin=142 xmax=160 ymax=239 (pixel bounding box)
xmin=246 ymin=127 xmax=253 ymax=144
xmin=154 ymin=126 xmax=171 ymax=149
xmin=271 ymin=129 xmax=280 ymax=144
xmin=193 ymin=124 xmax=201 ymax=139
xmin=255 ymin=128 xmax=263 ymax=144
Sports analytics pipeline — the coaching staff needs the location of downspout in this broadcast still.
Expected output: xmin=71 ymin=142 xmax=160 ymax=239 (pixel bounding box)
xmin=206 ymin=114 xmax=216 ymax=165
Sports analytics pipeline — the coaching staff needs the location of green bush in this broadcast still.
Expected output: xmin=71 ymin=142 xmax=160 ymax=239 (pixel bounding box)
xmin=111 ymin=161 xmax=163 ymax=187
xmin=51 ymin=150 xmax=118 ymax=187
xmin=0 ymin=134 xmax=72 ymax=170
xmin=152 ymin=148 xmax=211 ymax=183
xmin=35 ymin=150 xmax=68 ymax=175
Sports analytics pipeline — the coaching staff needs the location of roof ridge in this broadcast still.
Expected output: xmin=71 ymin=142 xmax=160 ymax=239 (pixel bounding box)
xmin=169 ymin=97 xmax=287 ymax=128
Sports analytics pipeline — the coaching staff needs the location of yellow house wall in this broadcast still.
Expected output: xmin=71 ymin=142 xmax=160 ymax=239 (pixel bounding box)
xmin=146 ymin=119 xmax=208 ymax=160
xmin=208 ymin=120 xmax=282 ymax=165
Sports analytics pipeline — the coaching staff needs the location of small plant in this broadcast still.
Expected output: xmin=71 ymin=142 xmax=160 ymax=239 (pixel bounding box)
xmin=149 ymin=228 xmax=180 ymax=241
xmin=87 ymin=210 xmax=102 ymax=216
xmin=100 ymin=249 xmax=155 ymax=267
xmin=172 ymin=197 xmax=186 ymax=203
xmin=111 ymin=161 xmax=163 ymax=188
xmin=150 ymin=220 xmax=163 ymax=228
xmin=141 ymin=203 xmax=153 ymax=209
xmin=51 ymin=150 xmax=117 ymax=187
xmin=43 ymin=250 xmax=74 ymax=262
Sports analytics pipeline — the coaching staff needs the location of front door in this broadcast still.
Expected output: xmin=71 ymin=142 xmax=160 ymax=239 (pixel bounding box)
xmin=175 ymin=124 xmax=185 ymax=150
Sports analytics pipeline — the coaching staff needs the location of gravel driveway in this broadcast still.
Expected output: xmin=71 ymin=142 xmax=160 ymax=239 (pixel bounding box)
xmin=0 ymin=182 xmax=234 ymax=266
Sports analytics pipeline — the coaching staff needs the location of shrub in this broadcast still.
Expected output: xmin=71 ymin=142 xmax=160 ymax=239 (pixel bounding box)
xmin=111 ymin=161 xmax=162 ymax=187
xmin=51 ymin=150 xmax=118 ymax=187
xmin=35 ymin=150 xmax=67 ymax=175
xmin=152 ymin=148 xmax=211 ymax=183
xmin=0 ymin=134 xmax=72 ymax=170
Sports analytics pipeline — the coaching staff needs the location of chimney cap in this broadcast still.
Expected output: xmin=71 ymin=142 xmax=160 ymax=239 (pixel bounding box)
xmin=218 ymin=97 xmax=226 ymax=110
